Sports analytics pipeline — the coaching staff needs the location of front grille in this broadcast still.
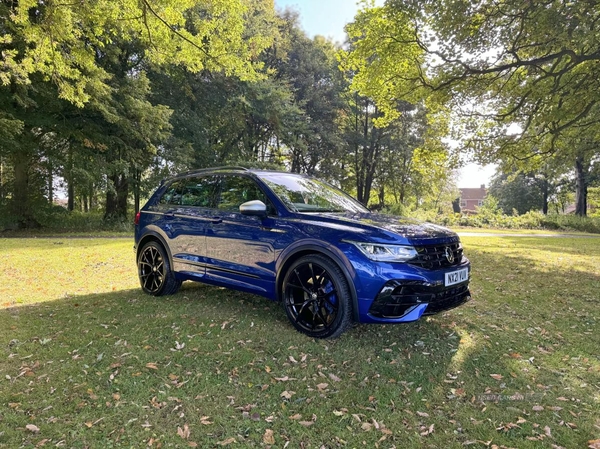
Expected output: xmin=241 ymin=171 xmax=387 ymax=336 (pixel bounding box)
xmin=369 ymin=281 xmax=470 ymax=319
xmin=409 ymin=242 xmax=463 ymax=269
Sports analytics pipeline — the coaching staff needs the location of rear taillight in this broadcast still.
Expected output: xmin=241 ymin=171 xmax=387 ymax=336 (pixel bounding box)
xmin=134 ymin=211 xmax=141 ymax=225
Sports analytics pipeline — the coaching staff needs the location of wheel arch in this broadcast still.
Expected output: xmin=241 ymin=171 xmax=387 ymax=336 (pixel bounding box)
xmin=136 ymin=230 xmax=174 ymax=268
xmin=275 ymin=243 xmax=360 ymax=322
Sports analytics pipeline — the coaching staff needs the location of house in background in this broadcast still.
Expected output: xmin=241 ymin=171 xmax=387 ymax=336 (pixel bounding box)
xmin=458 ymin=185 xmax=487 ymax=213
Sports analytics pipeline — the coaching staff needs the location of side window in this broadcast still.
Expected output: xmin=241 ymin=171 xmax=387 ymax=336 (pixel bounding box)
xmin=159 ymin=177 xmax=219 ymax=208
xmin=160 ymin=181 xmax=183 ymax=205
xmin=217 ymin=176 xmax=273 ymax=214
xmin=180 ymin=176 xmax=219 ymax=207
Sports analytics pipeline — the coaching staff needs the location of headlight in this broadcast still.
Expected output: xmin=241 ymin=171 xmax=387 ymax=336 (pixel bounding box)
xmin=347 ymin=241 xmax=418 ymax=262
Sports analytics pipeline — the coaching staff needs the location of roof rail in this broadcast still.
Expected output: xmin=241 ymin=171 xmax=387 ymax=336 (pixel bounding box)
xmin=171 ymin=166 xmax=250 ymax=178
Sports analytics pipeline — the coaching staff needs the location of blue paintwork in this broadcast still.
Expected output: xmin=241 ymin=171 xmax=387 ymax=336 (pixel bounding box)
xmin=135 ymin=168 xmax=471 ymax=324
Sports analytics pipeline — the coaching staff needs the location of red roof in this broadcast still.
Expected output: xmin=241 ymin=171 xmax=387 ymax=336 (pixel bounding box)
xmin=459 ymin=186 xmax=487 ymax=201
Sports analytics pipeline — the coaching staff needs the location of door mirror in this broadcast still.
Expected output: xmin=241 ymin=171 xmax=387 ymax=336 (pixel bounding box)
xmin=240 ymin=200 xmax=267 ymax=218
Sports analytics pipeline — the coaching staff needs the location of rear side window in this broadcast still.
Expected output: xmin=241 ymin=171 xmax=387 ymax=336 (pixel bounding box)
xmin=160 ymin=181 xmax=184 ymax=205
xmin=160 ymin=176 xmax=219 ymax=208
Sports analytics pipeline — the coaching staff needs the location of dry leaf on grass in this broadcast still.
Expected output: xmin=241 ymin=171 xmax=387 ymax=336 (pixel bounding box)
xmin=263 ymin=429 xmax=275 ymax=444
xmin=177 ymin=424 xmax=190 ymax=440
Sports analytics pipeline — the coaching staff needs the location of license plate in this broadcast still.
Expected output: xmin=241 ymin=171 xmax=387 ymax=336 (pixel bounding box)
xmin=445 ymin=267 xmax=469 ymax=286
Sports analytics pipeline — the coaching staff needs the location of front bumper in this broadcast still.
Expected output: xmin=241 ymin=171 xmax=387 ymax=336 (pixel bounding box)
xmin=368 ymin=280 xmax=471 ymax=320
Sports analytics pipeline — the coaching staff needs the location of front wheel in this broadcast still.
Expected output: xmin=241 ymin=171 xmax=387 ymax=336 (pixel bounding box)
xmin=137 ymin=241 xmax=182 ymax=296
xmin=282 ymin=254 xmax=353 ymax=339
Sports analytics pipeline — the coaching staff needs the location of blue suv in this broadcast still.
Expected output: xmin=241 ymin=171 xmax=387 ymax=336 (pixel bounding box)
xmin=134 ymin=167 xmax=471 ymax=338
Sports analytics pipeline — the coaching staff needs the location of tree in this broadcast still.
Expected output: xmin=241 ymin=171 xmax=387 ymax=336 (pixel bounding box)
xmin=1 ymin=0 xmax=271 ymax=104
xmin=1 ymin=0 xmax=276 ymax=226
xmin=488 ymin=171 xmax=543 ymax=215
xmin=344 ymin=0 xmax=600 ymax=215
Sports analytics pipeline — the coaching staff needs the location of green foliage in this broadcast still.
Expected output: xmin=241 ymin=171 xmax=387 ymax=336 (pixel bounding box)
xmin=589 ymin=187 xmax=600 ymax=217
xmin=340 ymin=3 xmax=426 ymax=124
xmin=404 ymin=208 xmax=600 ymax=234
xmin=1 ymin=0 xmax=272 ymax=105
xmin=488 ymin=171 xmax=544 ymax=215
xmin=345 ymin=0 xmax=600 ymax=216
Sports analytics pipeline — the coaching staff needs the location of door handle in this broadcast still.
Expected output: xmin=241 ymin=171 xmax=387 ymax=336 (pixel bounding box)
xmin=164 ymin=212 xmax=175 ymax=219
xmin=210 ymin=216 xmax=222 ymax=224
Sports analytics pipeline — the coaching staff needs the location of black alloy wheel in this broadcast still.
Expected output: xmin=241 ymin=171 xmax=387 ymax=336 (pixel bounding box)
xmin=137 ymin=241 xmax=181 ymax=296
xmin=282 ymin=254 xmax=353 ymax=338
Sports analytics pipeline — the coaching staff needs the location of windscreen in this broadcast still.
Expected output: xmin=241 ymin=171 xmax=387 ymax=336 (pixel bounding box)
xmin=259 ymin=173 xmax=369 ymax=213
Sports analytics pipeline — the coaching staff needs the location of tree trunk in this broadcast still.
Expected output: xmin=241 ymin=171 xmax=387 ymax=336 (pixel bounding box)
xmin=378 ymin=184 xmax=385 ymax=207
xmin=541 ymin=177 xmax=549 ymax=215
xmin=89 ymin=183 xmax=95 ymax=211
xmin=133 ymin=168 xmax=141 ymax=213
xmin=11 ymin=150 xmax=39 ymax=228
xmin=574 ymin=156 xmax=587 ymax=216
xmin=48 ymin=161 xmax=53 ymax=205
xmin=1 ymin=157 xmax=4 ymax=201
xmin=105 ymin=173 xmax=129 ymax=220
xmin=66 ymin=148 xmax=74 ymax=211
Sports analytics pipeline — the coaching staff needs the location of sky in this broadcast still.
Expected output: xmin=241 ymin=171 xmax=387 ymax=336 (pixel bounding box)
xmin=274 ymin=0 xmax=497 ymax=188
xmin=275 ymin=0 xmax=365 ymax=44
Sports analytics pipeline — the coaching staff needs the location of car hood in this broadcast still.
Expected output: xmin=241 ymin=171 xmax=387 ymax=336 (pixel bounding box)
xmin=295 ymin=212 xmax=459 ymax=244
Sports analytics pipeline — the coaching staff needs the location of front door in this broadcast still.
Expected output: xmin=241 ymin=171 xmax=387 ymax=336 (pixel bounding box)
xmin=205 ymin=175 xmax=280 ymax=296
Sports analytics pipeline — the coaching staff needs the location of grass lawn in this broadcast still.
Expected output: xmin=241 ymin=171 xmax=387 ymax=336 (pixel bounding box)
xmin=1 ymin=236 xmax=599 ymax=448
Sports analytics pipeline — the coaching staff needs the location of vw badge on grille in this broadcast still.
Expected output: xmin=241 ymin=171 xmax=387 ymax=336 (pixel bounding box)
xmin=444 ymin=247 xmax=455 ymax=264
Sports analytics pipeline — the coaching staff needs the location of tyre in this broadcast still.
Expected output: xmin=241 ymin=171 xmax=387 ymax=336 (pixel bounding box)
xmin=282 ymin=254 xmax=353 ymax=339
xmin=137 ymin=241 xmax=182 ymax=296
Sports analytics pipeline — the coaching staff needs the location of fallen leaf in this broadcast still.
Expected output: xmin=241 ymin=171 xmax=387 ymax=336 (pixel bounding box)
xmin=490 ymin=374 xmax=503 ymax=380
xmin=280 ymin=390 xmax=295 ymax=399
xmin=588 ymin=439 xmax=600 ymax=449
xmin=361 ymin=422 xmax=373 ymax=431
xmin=216 ymin=437 xmax=236 ymax=446
xmin=177 ymin=424 xmax=190 ymax=440
xmin=316 ymin=383 xmax=328 ymax=391
xmin=298 ymin=421 xmax=314 ymax=427
xmin=328 ymin=373 xmax=341 ymax=382
xmin=263 ymin=429 xmax=275 ymax=444
xmin=146 ymin=363 xmax=158 ymax=370
xmin=420 ymin=423 xmax=434 ymax=436
xmin=289 ymin=356 xmax=298 ymax=363
xmin=532 ymin=405 xmax=544 ymax=412
xmin=26 ymin=424 xmax=40 ymax=433
xmin=289 ymin=414 xmax=302 ymax=420
xmin=416 ymin=411 xmax=430 ymax=418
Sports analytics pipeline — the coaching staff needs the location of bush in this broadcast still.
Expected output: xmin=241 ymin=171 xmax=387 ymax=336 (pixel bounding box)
xmin=397 ymin=209 xmax=600 ymax=233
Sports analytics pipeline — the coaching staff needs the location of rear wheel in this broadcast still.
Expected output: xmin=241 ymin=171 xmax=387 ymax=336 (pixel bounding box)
xmin=282 ymin=254 xmax=353 ymax=339
xmin=137 ymin=241 xmax=181 ymax=296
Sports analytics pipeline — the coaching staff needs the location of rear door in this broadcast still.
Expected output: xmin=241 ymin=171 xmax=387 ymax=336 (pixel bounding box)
xmin=157 ymin=175 xmax=219 ymax=277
